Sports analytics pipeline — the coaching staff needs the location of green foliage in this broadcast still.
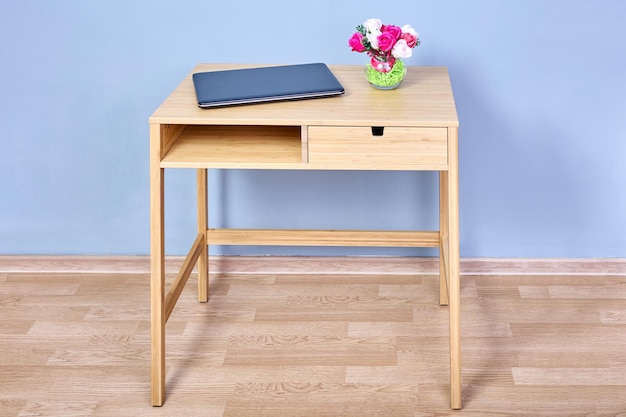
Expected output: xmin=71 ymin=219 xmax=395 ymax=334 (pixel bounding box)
xmin=356 ymin=25 xmax=372 ymax=50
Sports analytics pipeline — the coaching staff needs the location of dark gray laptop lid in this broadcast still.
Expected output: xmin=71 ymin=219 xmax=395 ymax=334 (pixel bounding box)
xmin=192 ymin=63 xmax=344 ymax=108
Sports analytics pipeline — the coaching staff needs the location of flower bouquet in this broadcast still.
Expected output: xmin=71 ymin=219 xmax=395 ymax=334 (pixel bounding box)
xmin=348 ymin=18 xmax=420 ymax=89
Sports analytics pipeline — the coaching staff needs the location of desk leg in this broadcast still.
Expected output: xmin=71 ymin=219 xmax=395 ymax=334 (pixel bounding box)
xmin=197 ymin=169 xmax=209 ymax=302
xmin=150 ymin=125 xmax=166 ymax=406
xmin=439 ymin=171 xmax=450 ymax=307
xmin=445 ymin=126 xmax=461 ymax=409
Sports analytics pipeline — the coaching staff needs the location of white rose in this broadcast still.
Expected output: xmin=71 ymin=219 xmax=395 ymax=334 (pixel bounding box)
xmin=364 ymin=18 xmax=382 ymax=33
xmin=367 ymin=29 xmax=381 ymax=49
xmin=392 ymin=39 xmax=413 ymax=59
xmin=401 ymin=24 xmax=418 ymax=37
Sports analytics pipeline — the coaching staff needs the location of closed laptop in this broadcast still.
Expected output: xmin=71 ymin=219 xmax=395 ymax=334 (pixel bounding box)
xmin=192 ymin=63 xmax=345 ymax=108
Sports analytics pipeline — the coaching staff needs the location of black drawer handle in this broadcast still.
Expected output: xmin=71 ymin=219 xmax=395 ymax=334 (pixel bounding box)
xmin=371 ymin=126 xmax=385 ymax=136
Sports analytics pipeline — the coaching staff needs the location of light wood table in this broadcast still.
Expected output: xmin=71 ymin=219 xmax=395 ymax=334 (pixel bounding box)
xmin=149 ymin=64 xmax=461 ymax=409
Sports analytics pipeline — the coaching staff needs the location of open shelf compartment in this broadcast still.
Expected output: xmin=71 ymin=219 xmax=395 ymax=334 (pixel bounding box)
xmin=160 ymin=125 xmax=303 ymax=168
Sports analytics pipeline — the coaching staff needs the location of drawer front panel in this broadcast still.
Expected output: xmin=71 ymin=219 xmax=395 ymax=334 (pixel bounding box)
xmin=308 ymin=126 xmax=448 ymax=167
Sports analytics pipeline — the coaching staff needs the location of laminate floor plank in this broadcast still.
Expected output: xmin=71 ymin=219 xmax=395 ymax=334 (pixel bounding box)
xmin=1 ymin=260 xmax=625 ymax=416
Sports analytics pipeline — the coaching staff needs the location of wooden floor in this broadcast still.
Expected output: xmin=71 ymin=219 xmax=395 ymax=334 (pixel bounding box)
xmin=1 ymin=257 xmax=626 ymax=416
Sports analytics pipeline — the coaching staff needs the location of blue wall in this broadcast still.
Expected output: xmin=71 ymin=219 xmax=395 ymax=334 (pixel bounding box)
xmin=1 ymin=1 xmax=625 ymax=257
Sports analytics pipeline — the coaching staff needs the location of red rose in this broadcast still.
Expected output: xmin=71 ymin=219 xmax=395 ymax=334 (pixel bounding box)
xmin=348 ymin=32 xmax=366 ymax=52
xmin=401 ymin=32 xmax=417 ymax=48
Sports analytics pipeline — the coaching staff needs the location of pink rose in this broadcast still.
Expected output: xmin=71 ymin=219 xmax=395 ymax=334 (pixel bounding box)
xmin=391 ymin=39 xmax=412 ymax=59
xmin=382 ymin=25 xmax=402 ymax=40
xmin=401 ymin=32 xmax=418 ymax=48
xmin=348 ymin=32 xmax=366 ymax=52
xmin=377 ymin=31 xmax=397 ymax=52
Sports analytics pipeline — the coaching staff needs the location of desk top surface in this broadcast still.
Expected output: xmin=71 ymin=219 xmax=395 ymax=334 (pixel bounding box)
xmin=150 ymin=64 xmax=458 ymax=127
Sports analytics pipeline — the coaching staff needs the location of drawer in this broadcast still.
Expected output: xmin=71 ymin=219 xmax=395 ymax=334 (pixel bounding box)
xmin=307 ymin=126 xmax=448 ymax=167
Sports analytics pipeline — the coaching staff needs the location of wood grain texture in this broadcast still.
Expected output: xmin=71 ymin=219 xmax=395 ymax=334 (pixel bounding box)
xmin=149 ymin=117 xmax=166 ymax=406
xmin=307 ymin=126 xmax=448 ymax=168
xmin=149 ymin=65 xmax=459 ymax=128
xmin=197 ymin=168 xmax=209 ymax=302
xmin=206 ymin=229 xmax=441 ymax=247
xmin=160 ymin=125 xmax=303 ymax=168
xmin=148 ymin=64 xmax=461 ymax=406
xmin=1 ymin=257 xmax=625 ymax=416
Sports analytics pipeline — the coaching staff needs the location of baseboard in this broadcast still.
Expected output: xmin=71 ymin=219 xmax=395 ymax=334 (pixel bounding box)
xmin=1 ymin=255 xmax=625 ymax=275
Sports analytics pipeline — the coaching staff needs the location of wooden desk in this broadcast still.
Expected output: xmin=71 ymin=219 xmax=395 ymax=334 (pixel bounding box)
xmin=149 ymin=64 xmax=461 ymax=409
